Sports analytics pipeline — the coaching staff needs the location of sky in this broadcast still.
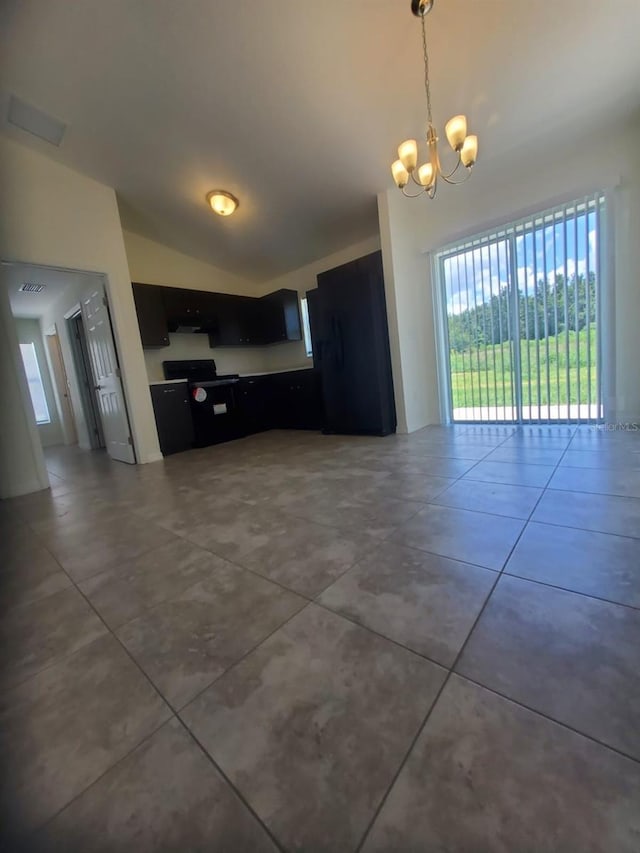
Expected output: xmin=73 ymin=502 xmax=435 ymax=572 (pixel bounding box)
xmin=442 ymin=207 xmax=598 ymax=316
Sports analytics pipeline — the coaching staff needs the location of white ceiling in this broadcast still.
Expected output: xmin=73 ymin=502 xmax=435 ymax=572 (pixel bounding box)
xmin=2 ymin=0 xmax=640 ymax=282
xmin=4 ymin=263 xmax=96 ymax=319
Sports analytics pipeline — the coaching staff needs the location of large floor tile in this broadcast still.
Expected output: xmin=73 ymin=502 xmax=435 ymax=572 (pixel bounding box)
xmin=560 ymin=448 xmax=640 ymax=470
xmin=0 ymin=543 xmax=71 ymax=613
xmin=285 ymin=492 xmax=423 ymax=539
xmin=390 ymin=504 xmax=524 ymax=570
xmin=457 ymin=575 xmax=640 ymax=759
xmin=364 ymin=471 xmax=455 ymax=504
xmin=506 ymin=521 xmax=640 ymax=607
xmin=238 ymin=518 xmax=374 ymax=597
xmin=485 ymin=445 xmax=565 ymax=466
xmin=0 ymin=635 xmax=170 ymax=840
xmin=79 ymin=540 xmax=225 ymax=628
xmin=549 ymin=464 xmax=640 ymax=499
xmin=182 ymin=604 xmax=445 ymax=853
xmin=117 ymin=563 xmax=305 ymax=708
xmin=319 ymin=542 xmax=494 ymax=666
xmin=1 ymin=586 xmax=107 ymax=688
xmin=37 ymin=514 xmax=179 ymax=581
xmin=463 ymin=459 xmax=555 ymax=487
xmin=532 ymin=489 xmax=640 ymax=537
xmin=363 ymin=675 xmax=640 ymax=853
xmin=176 ymin=504 xmax=297 ymax=561
xmin=434 ymin=479 xmax=542 ymax=519
xmin=37 ymin=719 xmax=278 ymax=853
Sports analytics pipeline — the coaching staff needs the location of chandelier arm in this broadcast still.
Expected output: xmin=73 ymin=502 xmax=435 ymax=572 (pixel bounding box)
xmin=439 ymin=153 xmax=463 ymax=181
xmin=439 ymin=168 xmax=472 ymax=186
xmin=402 ymin=184 xmax=428 ymax=198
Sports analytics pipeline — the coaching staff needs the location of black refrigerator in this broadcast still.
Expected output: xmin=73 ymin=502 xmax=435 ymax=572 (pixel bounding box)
xmin=308 ymin=250 xmax=396 ymax=436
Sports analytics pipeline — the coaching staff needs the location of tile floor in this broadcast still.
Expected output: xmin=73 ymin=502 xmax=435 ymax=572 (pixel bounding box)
xmin=1 ymin=424 xmax=640 ymax=851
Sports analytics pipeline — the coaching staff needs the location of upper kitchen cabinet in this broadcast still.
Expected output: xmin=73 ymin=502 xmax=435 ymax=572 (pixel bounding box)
xmin=164 ymin=287 xmax=218 ymax=333
xmin=259 ymin=289 xmax=302 ymax=344
xmin=207 ymin=293 xmax=260 ymax=346
xmin=132 ymin=283 xmax=170 ymax=348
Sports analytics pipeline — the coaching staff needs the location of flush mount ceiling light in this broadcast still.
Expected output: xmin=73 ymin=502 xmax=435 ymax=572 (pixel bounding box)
xmin=206 ymin=190 xmax=239 ymax=217
xmin=391 ymin=0 xmax=478 ymax=199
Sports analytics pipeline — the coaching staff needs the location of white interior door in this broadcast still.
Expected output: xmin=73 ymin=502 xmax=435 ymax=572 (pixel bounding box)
xmin=79 ymin=281 xmax=135 ymax=463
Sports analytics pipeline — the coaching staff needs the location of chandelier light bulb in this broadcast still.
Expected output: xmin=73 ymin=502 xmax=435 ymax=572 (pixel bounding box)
xmin=391 ymin=2 xmax=478 ymax=199
xmin=460 ymin=135 xmax=478 ymax=167
xmin=418 ymin=162 xmax=435 ymax=187
xmin=398 ymin=139 xmax=418 ymax=172
xmin=445 ymin=115 xmax=468 ymax=152
xmin=391 ymin=159 xmax=410 ymax=188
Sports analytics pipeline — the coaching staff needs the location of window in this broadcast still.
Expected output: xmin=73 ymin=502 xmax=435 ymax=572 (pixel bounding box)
xmin=301 ymin=297 xmax=313 ymax=357
xmin=19 ymin=342 xmax=51 ymax=424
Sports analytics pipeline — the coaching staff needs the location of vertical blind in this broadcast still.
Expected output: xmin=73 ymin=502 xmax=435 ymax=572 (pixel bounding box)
xmin=435 ymin=192 xmax=604 ymax=424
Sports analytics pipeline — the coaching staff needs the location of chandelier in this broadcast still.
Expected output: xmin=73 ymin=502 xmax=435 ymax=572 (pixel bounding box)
xmin=391 ymin=0 xmax=478 ymax=198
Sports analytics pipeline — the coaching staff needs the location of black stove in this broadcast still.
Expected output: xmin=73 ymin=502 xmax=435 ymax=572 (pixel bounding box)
xmin=162 ymin=359 xmax=242 ymax=447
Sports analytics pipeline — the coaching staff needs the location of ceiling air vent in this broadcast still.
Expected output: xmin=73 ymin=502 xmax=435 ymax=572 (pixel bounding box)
xmin=7 ymin=95 xmax=66 ymax=146
xmin=20 ymin=282 xmax=46 ymax=293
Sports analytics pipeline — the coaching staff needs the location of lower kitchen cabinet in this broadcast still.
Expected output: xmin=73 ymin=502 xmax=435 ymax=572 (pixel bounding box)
xmin=150 ymin=382 xmax=195 ymax=455
xmin=239 ymin=369 xmax=323 ymax=433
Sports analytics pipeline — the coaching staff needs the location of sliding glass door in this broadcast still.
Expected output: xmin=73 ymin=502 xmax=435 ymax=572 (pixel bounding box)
xmin=435 ymin=193 xmax=604 ymax=424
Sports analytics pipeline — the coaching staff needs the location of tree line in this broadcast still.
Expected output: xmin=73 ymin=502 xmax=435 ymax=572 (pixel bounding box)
xmin=448 ymin=272 xmax=597 ymax=352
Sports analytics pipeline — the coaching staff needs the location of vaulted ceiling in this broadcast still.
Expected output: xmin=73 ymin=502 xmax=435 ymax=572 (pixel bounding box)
xmin=2 ymin=0 xmax=639 ymax=281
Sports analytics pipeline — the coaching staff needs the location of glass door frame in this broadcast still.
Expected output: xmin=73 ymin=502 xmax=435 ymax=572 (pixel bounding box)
xmin=432 ymin=193 xmax=607 ymax=426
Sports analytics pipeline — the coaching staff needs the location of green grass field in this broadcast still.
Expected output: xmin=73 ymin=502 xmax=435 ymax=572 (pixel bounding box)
xmin=449 ymin=328 xmax=599 ymax=409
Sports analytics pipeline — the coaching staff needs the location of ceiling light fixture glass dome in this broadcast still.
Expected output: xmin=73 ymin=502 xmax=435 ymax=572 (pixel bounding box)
xmin=206 ymin=190 xmax=239 ymax=216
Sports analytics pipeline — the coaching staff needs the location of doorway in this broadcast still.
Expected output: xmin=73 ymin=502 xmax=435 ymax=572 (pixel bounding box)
xmin=434 ymin=193 xmax=605 ymax=425
xmin=68 ymin=312 xmax=105 ymax=450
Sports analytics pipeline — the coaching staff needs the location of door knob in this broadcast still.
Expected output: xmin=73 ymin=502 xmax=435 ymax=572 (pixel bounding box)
xmin=94 ymin=385 xmax=103 ymax=391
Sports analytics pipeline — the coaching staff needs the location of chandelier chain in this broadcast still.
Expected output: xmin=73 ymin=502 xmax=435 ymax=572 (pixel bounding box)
xmin=420 ymin=13 xmax=433 ymax=127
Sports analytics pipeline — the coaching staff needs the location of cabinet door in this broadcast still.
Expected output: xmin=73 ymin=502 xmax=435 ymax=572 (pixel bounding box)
xmin=237 ymin=376 xmax=271 ymax=433
xmin=132 ymin=283 xmax=170 ymax=348
xmin=259 ymin=290 xmax=302 ymax=344
xmin=150 ymin=383 xmax=194 ymax=455
xmin=208 ymin=294 xmax=259 ymax=346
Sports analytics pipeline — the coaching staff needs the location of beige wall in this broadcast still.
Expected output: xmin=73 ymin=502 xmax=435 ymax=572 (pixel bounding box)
xmin=379 ymin=116 xmax=640 ymax=431
xmin=0 ymin=136 xmax=162 ymax=464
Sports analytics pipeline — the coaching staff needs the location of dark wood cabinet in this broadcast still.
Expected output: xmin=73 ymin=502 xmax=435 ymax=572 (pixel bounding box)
xmin=236 ymin=376 xmax=271 ymax=433
xmin=237 ymin=369 xmax=323 ymax=433
xmin=150 ymin=382 xmax=194 ymax=455
xmin=258 ymin=289 xmax=302 ymax=345
xmin=132 ymin=283 xmax=170 ymax=348
xmin=133 ymin=283 xmax=302 ymax=350
xmin=164 ymin=287 xmax=218 ymax=333
xmin=270 ymin=369 xmax=323 ymax=429
xmin=208 ymin=294 xmax=260 ymax=346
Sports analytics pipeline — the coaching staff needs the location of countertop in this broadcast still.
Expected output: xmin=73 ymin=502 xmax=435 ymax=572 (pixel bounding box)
xmin=149 ymin=366 xmax=314 ymax=385
xmin=238 ymin=366 xmax=313 ymax=378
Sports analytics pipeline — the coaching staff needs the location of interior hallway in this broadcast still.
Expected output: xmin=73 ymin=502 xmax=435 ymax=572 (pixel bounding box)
xmin=1 ymin=425 xmax=640 ymax=851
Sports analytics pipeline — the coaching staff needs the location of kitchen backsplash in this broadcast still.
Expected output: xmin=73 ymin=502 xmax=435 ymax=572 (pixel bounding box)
xmin=143 ymin=333 xmax=268 ymax=381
